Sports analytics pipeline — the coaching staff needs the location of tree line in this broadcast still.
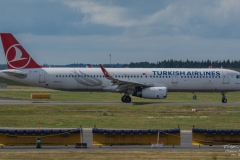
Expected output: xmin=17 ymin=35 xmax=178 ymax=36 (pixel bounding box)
xmin=122 ymin=59 xmax=240 ymax=68
xmin=0 ymin=59 xmax=240 ymax=69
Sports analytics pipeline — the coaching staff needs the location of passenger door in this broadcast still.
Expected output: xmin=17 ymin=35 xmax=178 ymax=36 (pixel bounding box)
xmin=222 ymin=71 xmax=229 ymax=84
xmin=39 ymin=70 xmax=45 ymax=83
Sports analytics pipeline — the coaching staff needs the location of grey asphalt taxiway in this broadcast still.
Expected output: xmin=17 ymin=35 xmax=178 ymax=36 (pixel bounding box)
xmin=1 ymin=99 xmax=240 ymax=106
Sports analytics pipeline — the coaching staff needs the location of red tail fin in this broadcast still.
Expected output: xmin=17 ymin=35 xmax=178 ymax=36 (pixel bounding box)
xmin=0 ymin=33 xmax=42 ymax=69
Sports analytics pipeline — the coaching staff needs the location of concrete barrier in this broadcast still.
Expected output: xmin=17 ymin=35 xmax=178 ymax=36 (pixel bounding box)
xmin=192 ymin=128 xmax=240 ymax=146
xmin=92 ymin=128 xmax=180 ymax=147
xmin=0 ymin=128 xmax=82 ymax=146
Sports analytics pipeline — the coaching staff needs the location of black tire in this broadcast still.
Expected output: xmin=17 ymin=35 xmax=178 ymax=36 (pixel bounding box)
xmin=124 ymin=96 xmax=131 ymax=103
xmin=222 ymin=98 xmax=227 ymax=103
xmin=121 ymin=95 xmax=126 ymax=102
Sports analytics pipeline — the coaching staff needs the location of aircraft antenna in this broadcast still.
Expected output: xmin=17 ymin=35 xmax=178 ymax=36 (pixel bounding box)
xmin=109 ymin=53 xmax=111 ymax=67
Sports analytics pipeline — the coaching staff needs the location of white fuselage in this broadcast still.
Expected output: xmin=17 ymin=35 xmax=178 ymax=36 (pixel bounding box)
xmin=0 ymin=68 xmax=240 ymax=93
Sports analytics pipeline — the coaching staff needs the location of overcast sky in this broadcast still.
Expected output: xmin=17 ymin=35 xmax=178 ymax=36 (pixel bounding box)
xmin=0 ymin=0 xmax=240 ymax=65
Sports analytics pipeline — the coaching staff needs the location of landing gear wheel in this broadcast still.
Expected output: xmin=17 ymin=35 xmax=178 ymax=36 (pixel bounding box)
xmin=192 ymin=94 xmax=197 ymax=100
xmin=222 ymin=98 xmax=227 ymax=103
xmin=121 ymin=95 xmax=126 ymax=102
xmin=124 ymin=96 xmax=131 ymax=103
xmin=121 ymin=95 xmax=131 ymax=103
xmin=221 ymin=92 xmax=227 ymax=103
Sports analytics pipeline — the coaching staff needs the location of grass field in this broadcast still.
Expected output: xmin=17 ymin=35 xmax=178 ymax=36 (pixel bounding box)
xmin=0 ymin=150 xmax=239 ymax=160
xmin=0 ymin=86 xmax=240 ymax=129
xmin=0 ymin=105 xmax=239 ymax=129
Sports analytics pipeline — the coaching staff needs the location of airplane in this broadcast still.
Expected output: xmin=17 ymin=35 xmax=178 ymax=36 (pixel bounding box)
xmin=0 ymin=33 xmax=240 ymax=103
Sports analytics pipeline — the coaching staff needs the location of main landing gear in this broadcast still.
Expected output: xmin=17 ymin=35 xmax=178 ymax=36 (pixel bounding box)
xmin=222 ymin=92 xmax=227 ymax=103
xmin=121 ymin=95 xmax=131 ymax=103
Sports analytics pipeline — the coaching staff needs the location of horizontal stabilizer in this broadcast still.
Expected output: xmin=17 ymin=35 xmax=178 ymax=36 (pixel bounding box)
xmin=1 ymin=69 xmax=27 ymax=76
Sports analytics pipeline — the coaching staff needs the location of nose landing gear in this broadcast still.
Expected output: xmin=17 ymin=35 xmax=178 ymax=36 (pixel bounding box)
xmin=121 ymin=95 xmax=131 ymax=103
xmin=192 ymin=93 xmax=197 ymax=100
xmin=222 ymin=92 xmax=227 ymax=103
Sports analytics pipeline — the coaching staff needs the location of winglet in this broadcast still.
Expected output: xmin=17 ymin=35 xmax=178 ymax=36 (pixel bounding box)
xmin=99 ymin=64 xmax=111 ymax=78
xmin=86 ymin=64 xmax=93 ymax=68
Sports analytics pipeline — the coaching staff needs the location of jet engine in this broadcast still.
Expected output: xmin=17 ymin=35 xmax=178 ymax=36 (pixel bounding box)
xmin=132 ymin=87 xmax=167 ymax=99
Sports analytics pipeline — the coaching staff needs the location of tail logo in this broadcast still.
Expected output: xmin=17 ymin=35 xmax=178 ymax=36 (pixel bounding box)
xmin=6 ymin=44 xmax=31 ymax=69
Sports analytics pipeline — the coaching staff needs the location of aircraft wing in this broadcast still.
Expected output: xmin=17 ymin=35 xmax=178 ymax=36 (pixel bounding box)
xmin=99 ymin=64 xmax=153 ymax=90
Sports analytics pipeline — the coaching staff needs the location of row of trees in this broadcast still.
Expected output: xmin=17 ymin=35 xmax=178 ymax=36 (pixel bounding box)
xmin=0 ymin=59 xmax=240 ymax=69
xmin=122 ymin=59 xmax=240 ymax=68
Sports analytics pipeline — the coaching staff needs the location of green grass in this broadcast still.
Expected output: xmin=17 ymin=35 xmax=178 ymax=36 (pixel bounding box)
xmin=0 ymin=86 xmax=240 ymax=129
xmin=0 ymin=105 xmax=239 ymax=129
xmin=0 ymin=87 xmax=240 ymax=103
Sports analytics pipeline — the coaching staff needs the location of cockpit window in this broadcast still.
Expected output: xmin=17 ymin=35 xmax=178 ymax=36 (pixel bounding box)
xmin=237 ymin=75 xmax=240 ymax=79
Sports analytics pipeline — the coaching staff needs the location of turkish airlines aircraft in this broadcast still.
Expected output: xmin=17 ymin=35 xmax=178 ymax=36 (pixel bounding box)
xmin=0 ymin=33 xmax=240 ymax=103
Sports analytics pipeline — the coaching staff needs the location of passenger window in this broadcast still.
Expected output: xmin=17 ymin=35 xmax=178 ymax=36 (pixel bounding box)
xmin=237 ymin=75 xmax=240 ymax=79
xmin=56 ymin=75 xmax=58 ymax=77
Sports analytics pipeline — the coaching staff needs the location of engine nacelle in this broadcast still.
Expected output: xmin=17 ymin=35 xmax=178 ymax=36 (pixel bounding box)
xmin=133 ymin=87 xmax=167 ymax=99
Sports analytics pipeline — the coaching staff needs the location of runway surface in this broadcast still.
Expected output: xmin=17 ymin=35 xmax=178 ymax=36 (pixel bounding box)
xmin=1 ymin=99 xmax=240 ymax=106
xmin=0 ymin=129 xmax=227 ymax=151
